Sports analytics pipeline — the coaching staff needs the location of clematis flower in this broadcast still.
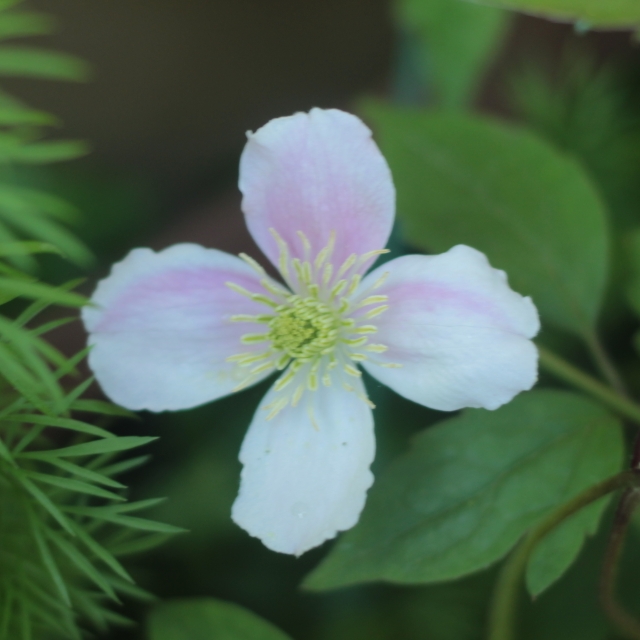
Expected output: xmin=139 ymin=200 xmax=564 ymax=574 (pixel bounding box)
xmin=82 ymin=108 xmax=540 ymax=556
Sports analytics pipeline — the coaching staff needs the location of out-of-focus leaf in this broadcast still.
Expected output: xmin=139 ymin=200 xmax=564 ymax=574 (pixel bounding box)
xmin=626 ymin=228 xmax=640 ymax=316
xmin=9 ymin=140 xmax=89 ymax=164
xmin=0 ymin=106 xmax=56 ymax=125
xmin=398 ymin=0 xmax=508 ymax=108
xmin=0 ymin=46 xmax=89 ymax=81
xmin=148 ymin=599 xmax=293 ymax=640
xmin=305 ymin=390 xmax=623 ymax=591
xmin=0 ymin=276 xmax=85 ymax=305
xmin=462 ymin=0 xmax=640 ymax=28
xmin=0 ymin=12 xmax=55 ymax=40
xmin=365 ymin=104 xmax=609 ymax=338
xmin=0 ymin=241 xmax=61 ymax=257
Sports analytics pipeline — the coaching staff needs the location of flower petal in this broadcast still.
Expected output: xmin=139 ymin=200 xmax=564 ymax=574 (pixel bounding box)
xmin=239 ymin=108 xmax=395 ymax=272
xmin=82 ymin=244 xmax=279 ymax=412
xmin=359 ymin=246 xmax=540 ymax=411
xmin=231 ymin=376 xmax=375 ymax=556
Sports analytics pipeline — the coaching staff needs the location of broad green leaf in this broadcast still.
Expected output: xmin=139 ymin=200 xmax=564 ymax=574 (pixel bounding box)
xmin=398 ymin=0 xmax=508 ymax=108
xmin=463 ymin=0 xmax=640 ymax=28
xmin=304 ymin=390 xmax=623 ymax=591
xmin=0 ymin=47 xmax=89 ymax=80
xmin=365 ymin=105 xmax=609 ymax=337
xmin=148 ymin=599 xmax=293 ymax=640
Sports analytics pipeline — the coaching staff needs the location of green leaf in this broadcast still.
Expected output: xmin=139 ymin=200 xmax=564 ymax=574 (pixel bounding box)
xmin=626 ymin=228 xmax=640 ymax=318
xmin=27 ymin=456 xmax=125 ymax=489
xmin=0 ymin=277 xmax=86 ymax=306
xmin=9 ymin=139 xmax=89 ymax=163
xmin=70 ymin=399 xmax=138 ymax=419
xmin=0 ymin=12 xmax=55 ymax=40
xmin=15 ymin=471 xmax=75 ymax=535
xmin=20 ymin=436 xmax=157 ymax=459
xmin=0 ymin=46 xmax=89 ymax=81
xmin=462 ymin=0 xmax=640 ymax=28
xmin=65 ymin=507 xmax=186 ymax=534
xmin=0 ymin=241 xmax=61 ymax=257
xmin=4 ymin=413 xmax=115 ymax=440
xmin=24 ymin=471 xmax=125 ymax=502
xmin=148 ymin=599 xmax=293 ymax=640
xmin=398 ymin=0 xmax=508 ymax=108
xmin=304 ymin=390 xmax=623 ymax=591
xmin=46 ymin=528 xmax=119 ymax=601
xmin=365 ymin=105 xmax=609 ymax=337
xmin=28 ymin=512 xmax=70 ymax=606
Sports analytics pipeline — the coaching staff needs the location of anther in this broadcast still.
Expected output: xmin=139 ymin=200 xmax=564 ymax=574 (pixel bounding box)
xmin=336 ymin=253 xmax=358 ymax=279
xmin=365 ymin=344 xmax=388 ymax=353
xmin=241 ymin=333 xmax=270 ymax=344
xmin=357 ymin=295 xmax=388 ymax=308
xmin=344 ymin=364 xmax=362 ymax=378
xmin=239 ymin=253 xmax=266 ymax=275
xmin=363 ymin=305 xmax=389 ymax=319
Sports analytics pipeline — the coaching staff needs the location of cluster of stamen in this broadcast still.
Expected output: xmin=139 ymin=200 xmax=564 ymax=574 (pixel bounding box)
xmin=226 ymin=228 xmax=400 ymax=419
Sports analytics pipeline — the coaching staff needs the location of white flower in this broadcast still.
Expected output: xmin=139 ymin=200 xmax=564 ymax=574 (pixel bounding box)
xmin=82 ymin=108 xmax=540 ymax=556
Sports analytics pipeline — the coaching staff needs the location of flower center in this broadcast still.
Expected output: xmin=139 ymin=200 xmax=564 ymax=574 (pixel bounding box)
xmin=225 ymin=228 xmax=401 ymax=418
xmin=268 ymin=297 xmax=338 ymax=360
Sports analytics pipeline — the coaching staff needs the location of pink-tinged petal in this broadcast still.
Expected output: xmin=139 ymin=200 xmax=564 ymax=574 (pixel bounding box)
xmin=232 ymin=377 xmax=375 ymax=556
xmin=239 ymin=108 xmax=395 ymax=273
xmin=359 ymin=246 xmax=540 ymax=411
xmin=82 ymin=244 xmax=279 ymax=412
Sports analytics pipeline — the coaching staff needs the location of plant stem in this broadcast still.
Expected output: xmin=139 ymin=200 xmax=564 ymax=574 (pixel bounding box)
xmin=584 ymin=331 xmax=628 ymax=398
xmin=600 ymin=487 xmax=640 ymax=639
xmin=487 ymin=469 xmax=637 ymax=640
xmin=537 ymin=346 xmax=640 ymax=425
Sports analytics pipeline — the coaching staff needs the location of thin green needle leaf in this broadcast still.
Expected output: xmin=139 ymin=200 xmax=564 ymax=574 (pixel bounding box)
xmin=68 ymin=523 xmax=133 ymax=583
xmin=4 ymin=414 xmax=115 ymax=439
xmin=107 ymin=533 xmax=174 ymax=557
xmin=0 ymin=241 xmax=61 ymax=257
xmin=15 ymin=472 xmax=75 ymax=535
xmin=0 ymin=277 xmax=86 ymax=305
xmin=70 ymin=399 xmax=137 ymax=419
xmin=98 ymin=455 xmax=151 ymax=478
xmin=25 ymin=456 xmax=125 ymax=489
xmin=24 ymin=471 xmax=125 ymax=501
xmin=29 ymin=317 xmax=75 ymax=337
xmin=46 ymin=529 xmax=119 ymax=602
xmin=27 ymin=511 xmax=70 ymax=606
xmin=20 ymin=436 xmax=157 ymax=459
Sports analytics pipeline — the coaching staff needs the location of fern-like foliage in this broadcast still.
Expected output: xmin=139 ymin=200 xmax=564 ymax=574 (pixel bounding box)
xmin=0 ymin=2 xmax=177 ymax=638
